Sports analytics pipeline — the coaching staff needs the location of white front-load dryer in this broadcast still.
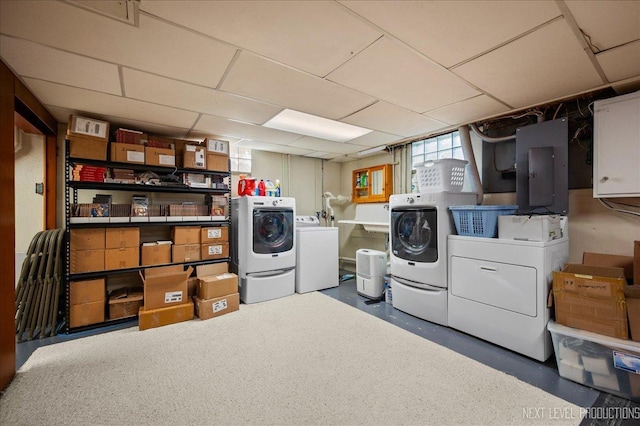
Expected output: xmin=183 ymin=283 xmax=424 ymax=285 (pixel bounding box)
xmin=389 ymin=192 xmax=476 ymax=325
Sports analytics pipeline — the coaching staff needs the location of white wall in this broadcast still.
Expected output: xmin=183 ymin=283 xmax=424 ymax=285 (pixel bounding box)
xmin=15 ymin=128 xmax=45 ymax=284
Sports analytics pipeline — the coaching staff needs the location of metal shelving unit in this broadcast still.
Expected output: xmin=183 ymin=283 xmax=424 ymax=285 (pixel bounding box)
xmin=63 ymin=140 xmax=232 ymax=333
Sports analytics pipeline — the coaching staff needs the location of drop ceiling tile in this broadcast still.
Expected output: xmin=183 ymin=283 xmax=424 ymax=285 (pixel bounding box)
xmin=303 ymin=152 xmax=340 ymax=160
xmin=23 ymin=78 xmax=199 ymax=129
xmin=596 ymin=41 xmax=640 ymax=83
xmin=340 ymin=0 xmax=561 ymax=68
xmin=140 ymin=0 xmax=381 ymax=77
xmin=565 ymin=0 xmax=640 ymax=50
xmin=0 ymin=36 xmax=121 ymax=95
xmin=289 ymin=137 xmax=364 ymax=154
xmin=348 ymin=131 xmax=403 ymax=148
xmin=0 ymin=1 xmax=236 ymax=87
xmin=186 ymin=131 xmax=241 ymax=144
xmin=342 ymin=101 xmax=448 ymax=137
xmin=452 ymin=19 xmax=603 ymax=109
xmin=327 ymin=37 xmax=479 ymax=113
xmin=123 ymin=68 xmax=282 ymax=125
xmin=194 ymin=114 xmax=302 ymax=145
xmin=220 ymin=52 xmax=375 ymax=119
xmin=235 ymin=140 xmax=313 ymax=156
xmin=425 ymin=95 xmax=510 ymax=126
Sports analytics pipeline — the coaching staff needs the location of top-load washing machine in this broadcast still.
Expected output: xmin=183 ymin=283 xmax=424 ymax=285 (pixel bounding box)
xmin=295 ymin=215 xmax=339 ymax=293
xmin=231 ymin=196 xmax=296 ymax=304
xmin=389 ymin=192 xmax=476 ymax=326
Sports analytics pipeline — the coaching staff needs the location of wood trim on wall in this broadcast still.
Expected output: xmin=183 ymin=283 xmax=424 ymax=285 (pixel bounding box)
xmin=45 ymin=134 xmax=57 ymax=229
xmin=0 ymin=60 xmax=17 ymax=392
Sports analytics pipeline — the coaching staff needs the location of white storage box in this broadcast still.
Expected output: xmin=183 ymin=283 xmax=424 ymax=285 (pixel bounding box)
xmin=498 ymin=214 xmax=562 ymax=242
xmin=415 ymin=159 xmax=467 ymax=193
xmin=548 ymin=320 xmax=640 ymax=401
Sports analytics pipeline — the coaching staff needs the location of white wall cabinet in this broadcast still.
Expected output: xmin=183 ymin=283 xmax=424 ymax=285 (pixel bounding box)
xmin=593 ymin=91 xmax=640 ymax=198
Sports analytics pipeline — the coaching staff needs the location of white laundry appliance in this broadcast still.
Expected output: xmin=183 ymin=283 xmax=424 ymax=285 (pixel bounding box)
xmin=231 ymin=196 xmax=296 ymax=304
xmin=389 ymin=192 xmax=477 ymax=326
xmin=447 ymin=235 xmax=569 ymax=361
xmin=295 ymin=215 xmax=339 ymax=293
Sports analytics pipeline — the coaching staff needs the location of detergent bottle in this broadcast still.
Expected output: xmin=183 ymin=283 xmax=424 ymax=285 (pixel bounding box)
xmin=258 ymin=179 xmax=266 ymax=196
xmin=265 ymin=179 xmax=276 ymax=197
xmin=275 ymin=179 xmax=281 ymax=197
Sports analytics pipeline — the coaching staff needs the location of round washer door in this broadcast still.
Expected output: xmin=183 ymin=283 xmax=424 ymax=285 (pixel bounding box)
xmin=391 ymin=207 xmax=438 ymax=263
xmin=253 ymin=209 xmax=294 ymax=254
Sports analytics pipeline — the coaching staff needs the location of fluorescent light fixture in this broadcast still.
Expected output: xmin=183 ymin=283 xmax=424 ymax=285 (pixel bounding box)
xmin=264 ymin=109 xmax=372 ymax=142
xmin=357 ymin=145 xmax=389 ymax=156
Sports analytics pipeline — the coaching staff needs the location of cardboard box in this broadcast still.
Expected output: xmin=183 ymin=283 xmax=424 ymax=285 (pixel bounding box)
xmin=182 ymin=144 xmax=206 ymax=169
xmin=201 ymin=243 xmax=229 ymax=261
xmin=138 ymin=301 xmax=194 ymax=331
xmin=172 ymin=244 xmax=201 ymax=263
xmin=145 ymin=146 xmax=175 ymax=167
xmin=140 ymin=265 xmax=193 ymax=310
xmin=583 ymin=252 xmax=634 ymax=283
xmin=553 ymin=264 xmax=628 ymax=339
xmin=205 ymin=138 xmax=229 ymax=155
xmin=110 ymin=142 xmax=145 ymax=164
xmin=70 ymin=228 xmax=105 ymax=250
xmin=141 ymin=242 xmax=172 ymax=266
xmin=196 ymin=263 xmax=238 ymax=300
xmin=206 ymin=152 xmax=229 ymax=172
xmin=172 ymin=226 xmax=201 ymax=245
xmin=634 ymin=241 xmax=640 ymax=285
xmin=105 ymin=227 xmax=139 ymax=249
xmin=105 ymin=247 xmax=140 ymax=270
xmin=193 ymin=293 xmax=239 ymax=320
xmin=70 ymin=300 xmax=105 ymax=328
xmin=67 ymin=115 xmax=109 ymax=140
xmin=70 ymin=278 xmax=106 ymax=305
xmin=201 ymin=226 xmax=229 ymax=243
xmin=68 ymin=134 xmax=108 ymax=161
xmin=108 ymin=291 xmax=143 ymax=320
xmin=625 ymin=286 xmax=640 ymax=342
xmin=70 ymin=249 xmax=105 ymax=273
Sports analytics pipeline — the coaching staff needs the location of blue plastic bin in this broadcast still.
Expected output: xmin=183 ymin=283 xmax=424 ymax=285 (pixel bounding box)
xmin=449 ymin=205 xmax=519 ymax=238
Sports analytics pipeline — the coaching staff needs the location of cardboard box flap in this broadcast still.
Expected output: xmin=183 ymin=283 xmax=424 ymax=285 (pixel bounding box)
xmin=196 ymin=263 xmax=228 ymax=278
xmin=583 ymin=252 xmax=633 ymax=281
xmin=144 ymin=265 xmax=185 ymax=277
xmin=562 ymin=264 xmax=625 ymax=280
xmin=108 ymin=292 xmax=143 ymax=305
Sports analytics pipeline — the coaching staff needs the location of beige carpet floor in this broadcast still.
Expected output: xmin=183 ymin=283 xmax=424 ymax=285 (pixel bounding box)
xmin=1 ymin=292 xmax=582 ymax=425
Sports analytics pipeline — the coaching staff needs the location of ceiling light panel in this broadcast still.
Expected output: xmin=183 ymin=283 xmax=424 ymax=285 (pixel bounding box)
xmin=0 ymin=35 xmax=121 ymax=96
xmin=219 ymin=51 xmax=376 ymax=120
xmin=140 ymin=0 xmax=381 ymax=77
xmin=342 ymin=101 xmax=448 ymax=137
xmin=264 ymin=110 xmax=372 ymax=142
xmin=0 ymin=1 xmax=237 ymax=87
xmin=327 ymin=37 xmax=480 ymax=113
xmin=24 ymin=78 xmax=199 ymax=129
xmin=452 ymin=19 xmax=603 ymax=109
xmin=195 ymin=114 xmax=302 ymax=145
xmin=123 ymin=68 xmax=281 ymax=125
xmin=339 ymin=0 xmax=560 ymax=68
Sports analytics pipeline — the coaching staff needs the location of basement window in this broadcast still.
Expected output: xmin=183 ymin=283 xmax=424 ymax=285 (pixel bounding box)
xmin=230 ymin=145 xmax=251 ymax=173
xmin=411 ymin=131 xmax=463 ymax=167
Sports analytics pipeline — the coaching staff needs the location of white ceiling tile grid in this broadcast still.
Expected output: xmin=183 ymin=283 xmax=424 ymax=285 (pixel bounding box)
xmin=1 ymin=0 xmax=639 ymax=158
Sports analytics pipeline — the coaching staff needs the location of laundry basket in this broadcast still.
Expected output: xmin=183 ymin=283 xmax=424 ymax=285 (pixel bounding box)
xmin=449 ymin=205 xmax=519 ymax=238
xmin=415 ymin=159 xmax=467 ymax=193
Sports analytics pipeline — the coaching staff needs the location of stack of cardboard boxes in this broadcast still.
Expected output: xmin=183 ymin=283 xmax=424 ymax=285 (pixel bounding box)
xmin=69 ymin=278 xmax=106 ymax=328
xmin=138 ymin=265 xmax=194 ymax=330
xmin=172 ymin=226 xmax=201 ymax=263
xmin=193 ymin=264 xmax=239 ymax=320
xmin=549 ymin=244 xmax=640 ymax=401
xmin=201 ymin=225 xmax=229 ymax=261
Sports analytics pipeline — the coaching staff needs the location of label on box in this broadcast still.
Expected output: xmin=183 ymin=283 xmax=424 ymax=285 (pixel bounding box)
xmin=159 ymin=155 xmax=175 ymax=166
xmin=164 ymin=291 xmax=183 ymax=303
xmin=208 ymin=245 xmax=223 ymax=255
xmin=207 ymin=229 xmax=222 ymax=239
xmin=613 ymin=351 xmax=640 ymax=374
xmin=73 ymin=117 xmax=108 ymax=138
xmin=213 ymin=298 xmax=228 ymax=313
xmin=127 ymin=151 xmax=144 ymax=163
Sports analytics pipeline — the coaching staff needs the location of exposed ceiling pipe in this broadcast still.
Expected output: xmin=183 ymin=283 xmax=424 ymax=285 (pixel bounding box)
xmin=469 ymin=111 xmax=545 ymax=143
xmin=459 ymin=125 xmax=483 ymax=205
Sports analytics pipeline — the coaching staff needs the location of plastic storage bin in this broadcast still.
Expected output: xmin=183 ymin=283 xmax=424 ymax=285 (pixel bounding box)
xmin=449 ymin=205 xmax=518 ymax=238
xmin=548 ymin=320 xmax=640 ymax=401
xmin=415 ymin=159 xmax=467 ymax=193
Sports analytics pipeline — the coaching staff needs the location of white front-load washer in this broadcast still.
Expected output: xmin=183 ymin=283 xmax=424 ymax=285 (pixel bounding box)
xmin=389 ymin=192 xmax=476 ymax=325
xmin=295 ymin=216 xmax=339 ymax=293
xmin=231 ymin=196 xmax=296 ymax=304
